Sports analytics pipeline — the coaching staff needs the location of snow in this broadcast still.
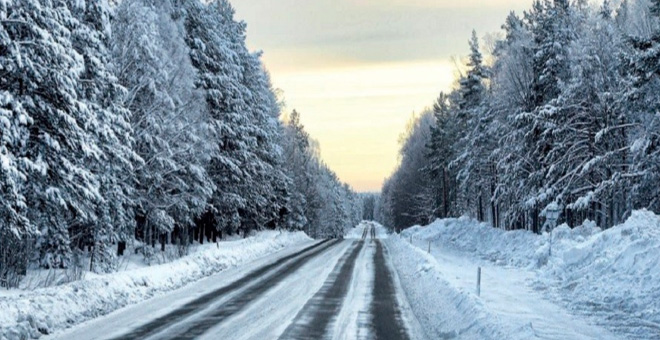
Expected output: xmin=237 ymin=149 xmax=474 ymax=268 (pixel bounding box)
xmin=392 ymin=211 xmax=660 ymax=339
xmin=333 ymin=224 xmax=375 ymax=339
xmin=345 ymin=221 xmax=388 ymax=240
xmin=387 ymin=231 xmax=512 ymax=340
xmin=0 ymin=231 xmax=312 ymax=340
xmin=344 ymin=224 xmax=366 ymax=239
xmin=338 ymin=222 xmax=420 ymax=340
xmin=197 ymin=241 xmax=354 ymax=340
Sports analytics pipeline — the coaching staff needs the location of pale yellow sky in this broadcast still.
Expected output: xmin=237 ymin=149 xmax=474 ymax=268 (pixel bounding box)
xmin=231 ymin=0 xmax=533 ymax=192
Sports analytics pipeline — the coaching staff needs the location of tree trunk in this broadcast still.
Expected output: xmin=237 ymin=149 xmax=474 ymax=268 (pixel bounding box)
xmin=478 ymin=194 xmax=484 ymax=222
xmin=151 ymin=224 xmax=156 ymax=248
xmin=89 ymin=243 xmax=95 ymax=272
xmin=442 ymin=167 xmax=449 ymax=218
xmin=117 ymin=241 xmax=126 ymax=256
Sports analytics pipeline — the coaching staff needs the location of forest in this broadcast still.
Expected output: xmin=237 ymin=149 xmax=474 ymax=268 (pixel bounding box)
xmin=0 ymin=0 xmax=361 ymax=288
xmin=378 ymin=0 xmax=660 ymax=233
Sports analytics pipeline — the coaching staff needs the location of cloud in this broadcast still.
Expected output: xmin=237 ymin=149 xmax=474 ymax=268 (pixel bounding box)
xmin=230 ymin=0 xmax=534 ymax=190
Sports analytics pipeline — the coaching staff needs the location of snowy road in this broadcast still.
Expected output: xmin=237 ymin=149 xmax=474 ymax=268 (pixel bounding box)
xmin=47 ymin=223 xmax=417 ymax=340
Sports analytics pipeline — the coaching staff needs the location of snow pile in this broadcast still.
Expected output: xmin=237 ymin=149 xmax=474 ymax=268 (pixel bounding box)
xmin=400 ymin=210 xmax=660 ymax=339
xmin=386 ymin=235 xmax=522 ymax=339
xmin=400 ymin=217 xmax=539 ymax=267
xmin=540 ymin=211 xmax=660 ymax=338
xmin=0 ymin=231 xmax=312 ymax=340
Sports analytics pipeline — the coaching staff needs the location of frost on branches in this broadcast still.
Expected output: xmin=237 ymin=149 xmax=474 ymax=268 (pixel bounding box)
xmin=0 ymin=0 xmax=361 ymax=289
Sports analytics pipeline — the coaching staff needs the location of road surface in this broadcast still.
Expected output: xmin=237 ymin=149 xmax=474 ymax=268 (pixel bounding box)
xmin=47 ymin=223 xmax=420 ymax=340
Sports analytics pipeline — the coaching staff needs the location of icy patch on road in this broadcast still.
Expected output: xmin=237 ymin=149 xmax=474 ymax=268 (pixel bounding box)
xmin=399 ymin=210 xmax=660 ymax=339
xmin=0 ymin=231 xmax=312 ymax=340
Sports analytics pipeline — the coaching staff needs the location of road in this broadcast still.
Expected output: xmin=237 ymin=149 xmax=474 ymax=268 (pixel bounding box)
xmin=48 ymin=223 xmax=419 ymax=340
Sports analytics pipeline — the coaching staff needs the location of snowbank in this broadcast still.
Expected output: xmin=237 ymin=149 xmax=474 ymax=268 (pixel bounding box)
xmin=385 ymin=235 xmax=517 ymax=339
xmin=400 ymin=217 xmax=540 ymax=268
xmin=0 ymin=231 xmax=312 ymax=340
xmin=399 ymin=211 xmax=660 ymax=339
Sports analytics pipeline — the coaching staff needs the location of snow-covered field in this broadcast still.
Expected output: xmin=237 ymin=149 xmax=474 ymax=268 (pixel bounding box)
xmin=390 ymin=210 xmax=660 ymax=339
xmin=0 ymin=231 xmax=312 ymax=340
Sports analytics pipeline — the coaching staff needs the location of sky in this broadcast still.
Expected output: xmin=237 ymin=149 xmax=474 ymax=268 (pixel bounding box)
xmin=231 ymin=0 xmax=534 ymax=192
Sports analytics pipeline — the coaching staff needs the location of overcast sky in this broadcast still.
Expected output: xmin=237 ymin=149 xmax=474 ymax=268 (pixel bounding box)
xmin=231 ymin=0 xmax=534 ymax=192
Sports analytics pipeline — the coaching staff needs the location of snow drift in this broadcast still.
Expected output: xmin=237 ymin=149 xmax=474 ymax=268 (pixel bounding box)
xmin=386 ymin=236 xmax=515 ymax=339
xmin=0 ymin=231 xmax=311 ymax=340
xmin=399 ymin=210 xmax=660 ymax=339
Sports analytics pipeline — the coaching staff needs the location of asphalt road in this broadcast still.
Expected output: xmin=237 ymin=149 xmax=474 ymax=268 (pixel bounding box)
xmin=278 ymin=240 xmax=365 ymax=339
xmin=68 ymin=225 xmax=413 ymax=340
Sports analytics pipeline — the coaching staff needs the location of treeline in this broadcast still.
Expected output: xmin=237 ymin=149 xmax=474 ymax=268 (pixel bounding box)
xmin=379 ymin=0 xmax=660 ymax=232
xmin=0 ymin=0 xmax=359 ymax=288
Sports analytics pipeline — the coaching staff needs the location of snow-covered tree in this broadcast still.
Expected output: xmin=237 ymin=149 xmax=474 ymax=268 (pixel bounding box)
xmin=378 ymin=111 xmax=435 ymax=230
xmin=381 ymin=0 xmax=660 ymax=232
xmin=112 ymin=0 xmax=215 ymax=256
xmin=183 ymin=0 xmax=259 ymax=235
xmin=452 ymin=31 xmax=493 ymax=222
xmin=0 ymin=0 xmax=108 ymax=269
xmin=281 ymin=110 xmax=361 ymax=237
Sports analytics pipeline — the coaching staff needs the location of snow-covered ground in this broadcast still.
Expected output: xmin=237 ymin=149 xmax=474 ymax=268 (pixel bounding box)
xmin=197 ymin=240 xmax=353 ymax=340
xmin=0 ymin=231 xmax=312 ymax=340
xmin=42 ymin=223 xmax=414 ymax=340
xmin=389 ymin=210 xmax=660 ymax=339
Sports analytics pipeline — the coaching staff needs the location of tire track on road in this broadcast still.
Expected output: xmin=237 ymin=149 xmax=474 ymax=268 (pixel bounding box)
xmin=111 ymin=239 xmax=334 ymax=340
xmin=371 ymin=240 xmax=411 ymax=340
xmin=278 ymin=240 xmax=365 ymax=340
xmin=161 ymin=239 xmax=343 ymax=339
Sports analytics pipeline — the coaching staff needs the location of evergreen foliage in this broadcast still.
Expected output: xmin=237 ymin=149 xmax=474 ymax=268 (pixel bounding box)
xmin=379 ymin=0 xmax=660 ymax=234
xmin=0 ymin=0 xmax=360 ymax=288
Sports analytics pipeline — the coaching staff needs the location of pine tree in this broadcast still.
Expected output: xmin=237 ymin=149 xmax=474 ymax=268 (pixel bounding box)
xmin=506 ymin=0 xmax=575 ymax=232
xmin=112 ymin=0 xmax=214 ymax=253
xmin=183 ymin=0 xmax=259 ymax=235
xmin=66 ymin=0 xmax=141 ymax=272
xmin=628 ymin=0 xmax=660 ymax=215
xmin=426 ymin=93 xmax=457 ymax=219
xmin=1 ymin=0 xmax=108 ymax=268
xmin=282 ymin=110 xmax=312 ymax=232
xmin=453 ymin=31 xmax=492 ymax=222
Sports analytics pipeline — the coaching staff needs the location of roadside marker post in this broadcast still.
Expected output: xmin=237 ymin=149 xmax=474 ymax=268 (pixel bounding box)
xmin=427 ymin=240 xmax=431 ymax=253
xmin=476 ymin=267 xmax=482 ymax=297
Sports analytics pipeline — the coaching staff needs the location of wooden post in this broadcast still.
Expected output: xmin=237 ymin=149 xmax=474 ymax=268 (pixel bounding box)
xmin=477 ymin=267 xmax=482 ymax=297
xmin=428 ymin=240 xmax=431 ymax=253
xmin=409 ymin=234 xmax=412 ymax=243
